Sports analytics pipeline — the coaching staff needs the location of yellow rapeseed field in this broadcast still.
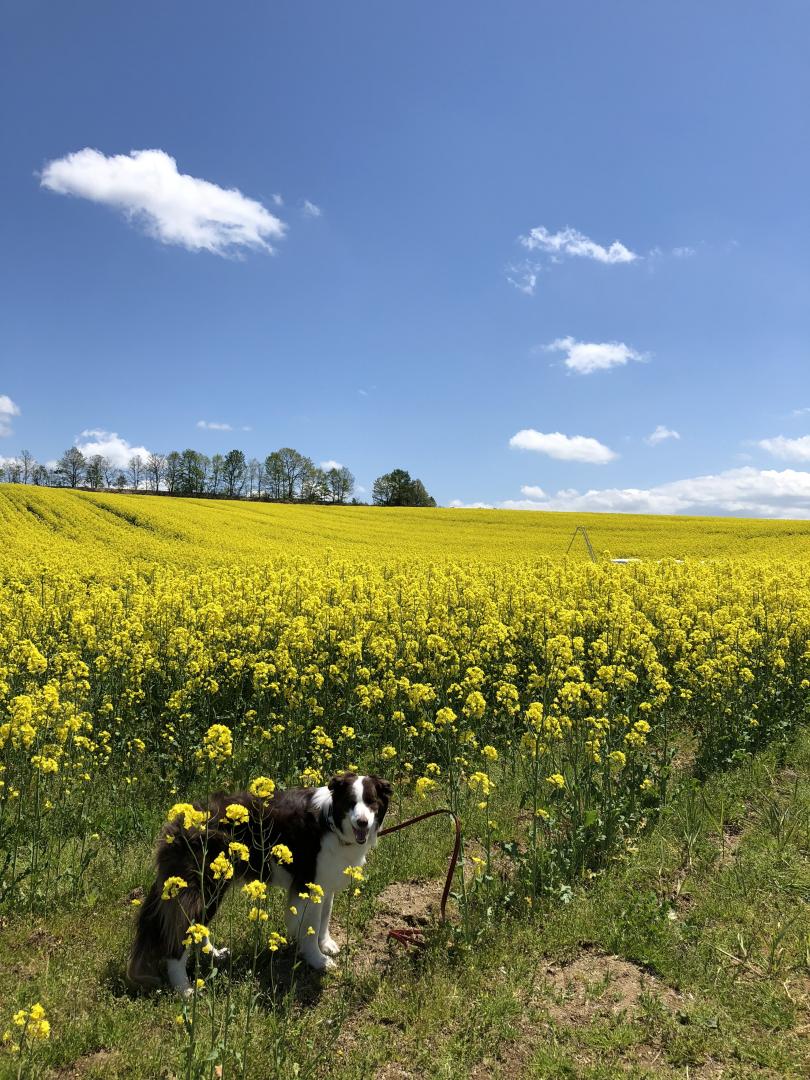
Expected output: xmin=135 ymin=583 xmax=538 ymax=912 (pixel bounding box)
xmin=3 ymin=484 xmax=810 ymax=1074
xmin=2 ymin=483 xmax=810 ymax=915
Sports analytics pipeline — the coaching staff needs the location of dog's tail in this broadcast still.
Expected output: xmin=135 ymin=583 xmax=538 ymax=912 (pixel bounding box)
xmin=127 ymin=817 xmax=214 ymax=991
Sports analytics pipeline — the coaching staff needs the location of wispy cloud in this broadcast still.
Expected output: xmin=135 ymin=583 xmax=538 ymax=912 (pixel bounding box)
xmin=75 ymin=429 xmax=150 ymax=468
xmin=505 ymin=262 xmax=538 ymax=296
xmin=520 ymin=485 xmax=547 ymax=499
xmin=197 ymin=420 xmax=233 ymax=431
xmin=645 ymin=424 xmax=680 ymax=446
xmin=302 ymin=199 xmax=322 ymax=218
xmin=509 ymin=429 xmax=617 ymax=464
xmin=0 ymin=395 xmax=20 ymax=437
xmin=545 ymin=336 xmax=646 ymax=376
xmin=41 ymin=148 xmax=286 ymax=256
xmin=519 ymin=225 xmax=639 ymax=265
xmin=508 ymin=223 xmax=640 ymax=294
xmin=758 ymin=435 xmax=810 ymax=463
xmin=320 ymin=459 xmax=343 ymax=471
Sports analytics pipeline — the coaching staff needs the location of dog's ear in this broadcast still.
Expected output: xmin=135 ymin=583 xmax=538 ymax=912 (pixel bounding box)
xmin=370 ymin=776 xmax=393 ymax=801
xmin=367 ymin=776 xmax=392 ymax=823
xmin=328 ymin=771 xmax=355 ymax=793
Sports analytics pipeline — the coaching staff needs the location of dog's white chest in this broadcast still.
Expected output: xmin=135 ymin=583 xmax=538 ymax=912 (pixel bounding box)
xmin=315 ymin=833 xmax=370 ymax=894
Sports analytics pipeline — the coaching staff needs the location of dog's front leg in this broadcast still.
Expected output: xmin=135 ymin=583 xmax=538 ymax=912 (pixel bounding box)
xmin=285 ymin=889 xmax=335 ymax=972
xmin=318 ymin=892 xmax=340 ymax=956
xmin=166 ymin=949 xmax=192 ymax=997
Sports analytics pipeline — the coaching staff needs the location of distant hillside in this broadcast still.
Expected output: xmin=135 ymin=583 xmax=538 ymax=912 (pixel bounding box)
xmin=2 ymin=484 xmax=810 ymax=577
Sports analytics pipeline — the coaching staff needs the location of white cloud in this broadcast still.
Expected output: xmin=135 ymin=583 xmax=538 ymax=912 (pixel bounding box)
xmin=509 ymin=429 xmax=617 ymax=465
xmin=448 ymin=499 xmax=495 ymax=509
xmin=645 ymin=425 xmax=680 ymax=446
xmin=758 ymin=435 xmax=810 ymax=463
xmin=791 ymin=407 xmax=810 ymax=417
xmin=501 ymin=467 xmax=810 ymax=518
xmin=520 ymin=485 xmax=546 ymax=500
xmin=75 ymin=429 xmax=150 ymax=468
xmin=320 ymin=460 xmax=343 ymax=471
xmin=41 ymin=148 xmax=286 ymax=256
xmin=197 ymin=420 xmax=233 ymax=431
xmin=0 ymin=395 xmax=20 ymax=437
xmin=271 ymin=193 xmax=284 ymax=206
xmin=545 ymin=336 xmax=645 ymax=375
xmin=672 ymin=246 xmax=696 ymax=258
xmin=519 ymin=225 xmax=639 ymax=265
xmin=302 ymin=199 xmax=322 ymax=218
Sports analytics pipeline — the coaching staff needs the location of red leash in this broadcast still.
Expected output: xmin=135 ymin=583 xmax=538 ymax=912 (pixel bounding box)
xmin=377 ymin=808 xmax=462 ymax=947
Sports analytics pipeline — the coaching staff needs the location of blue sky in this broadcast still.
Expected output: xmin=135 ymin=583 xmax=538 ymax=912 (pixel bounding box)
xmin=2 ymin=1 xmax=809 ymax=514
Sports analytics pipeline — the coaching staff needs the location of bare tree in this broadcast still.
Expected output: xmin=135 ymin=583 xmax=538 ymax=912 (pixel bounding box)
xmin=19 ymin=449 xmax=35 ymax=484
xmin=247 ymin=457 xmax=261 ymax=497
xmin=146 ymin=452 xmax=166 ymax=493
xmin=128 ymin=454 xmax=144 ymax=491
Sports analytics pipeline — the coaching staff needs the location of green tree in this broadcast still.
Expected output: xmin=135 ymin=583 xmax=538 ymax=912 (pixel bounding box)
xmin=222 ymin=449 xmax=247 ymax=497
xmin=372 ymin=468 xmax=434 ymax=507
xmin=56 ymin=447 xmax=86 ymax=488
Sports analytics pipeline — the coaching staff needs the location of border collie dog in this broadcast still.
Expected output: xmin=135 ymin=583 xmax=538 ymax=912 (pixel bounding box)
xmin=128 ymin=772 xmax=392 ymax=994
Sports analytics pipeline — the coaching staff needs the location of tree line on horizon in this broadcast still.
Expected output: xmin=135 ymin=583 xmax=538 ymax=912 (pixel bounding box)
xmin=0 ymin=446 xmax=435 ymax=506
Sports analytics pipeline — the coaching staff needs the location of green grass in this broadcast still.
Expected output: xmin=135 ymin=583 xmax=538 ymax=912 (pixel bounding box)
xmin=2 ymin=732 xmax=808 ymax=1079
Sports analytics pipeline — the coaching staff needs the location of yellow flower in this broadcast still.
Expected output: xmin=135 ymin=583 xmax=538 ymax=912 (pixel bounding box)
xmin=545 ymin=773 xmax=566 ymax=791
xmin=468 ymin=771 xmax=494 ymax=797
xmin=415 ymin=776 xmax=437 ymax=799
xmin=249 ymin=776 xmax=276 ymax=799
xmin=248 ymin=906 xmax=269 ymax=922
xmin=481 ymin=745 xmax=498 ymax=761
xmin=271 ymin=843 xmax=293 ymax=865
xmin=167 ymin=803 xmax=208 ymax=830
xmin=298 ymin=882 xmax=324 ymax=904
xmin=343 ymin=865 xmax=364 ymax=883
xmin=267 ymin=931 xmax=287 ymax=952
xmin=242 ymin=880 xmax=267 ymax=901
xmin=381 ymin=745 xmax=397 ymax=759
xmin=224 ymin=803 xmax=250 ymax=825
xmin=229 ymin=841 xmax=250 ymax=862
xmin=199 ymin=723 xmax=232 ymax=765
xmin=162 ymin=875 xmax=188 ymax=900
xmin=183 ymin=923 xmax=210 ymax=949
xmin=608 ymin=750 xmax=626 ymax=773
xmin=209 ymin=853 xmax=233 ymax=881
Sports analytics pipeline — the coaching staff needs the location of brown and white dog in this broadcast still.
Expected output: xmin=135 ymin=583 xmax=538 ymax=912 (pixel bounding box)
xmin=128 ymin=772 xmax=392 ymax=994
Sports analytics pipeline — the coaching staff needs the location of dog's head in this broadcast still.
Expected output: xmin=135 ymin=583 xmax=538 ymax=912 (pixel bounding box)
xmin=328 ymin=772 xmax=392 ymax=846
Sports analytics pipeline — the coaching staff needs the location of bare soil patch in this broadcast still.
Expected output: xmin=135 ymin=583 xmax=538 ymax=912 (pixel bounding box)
xmin=351 ymin=877 xmax=447 ymax=973
xmin=540 ymin=946 xmax=681 ymax=1025
xmin=468 ymin=947 xmax=685 ymax=1079
xmin=53 ymin=1049 xmax=118 ymax=1078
